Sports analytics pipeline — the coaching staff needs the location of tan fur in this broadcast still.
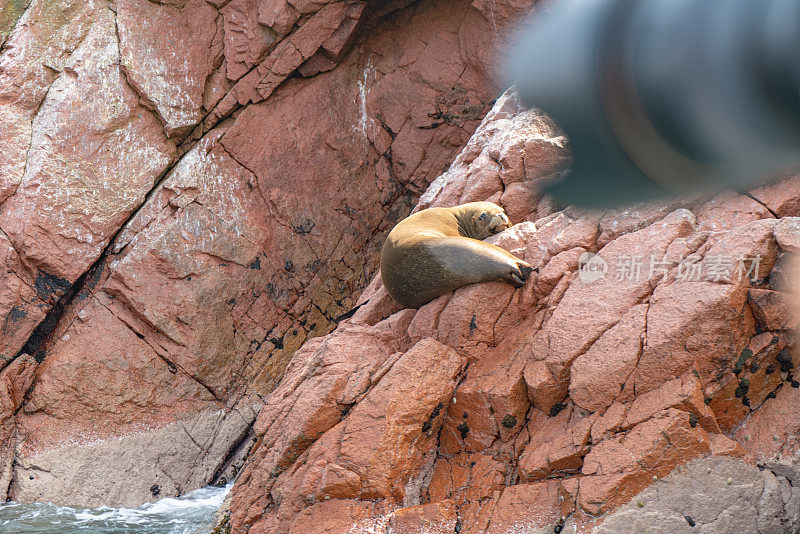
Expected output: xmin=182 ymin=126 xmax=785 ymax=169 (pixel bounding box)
xmin=380 ymin=202 xmax=533 ymax=308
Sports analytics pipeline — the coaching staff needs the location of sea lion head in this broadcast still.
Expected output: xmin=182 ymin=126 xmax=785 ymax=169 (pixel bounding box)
xmin=457 ymin=202 xmax=511 ymax=240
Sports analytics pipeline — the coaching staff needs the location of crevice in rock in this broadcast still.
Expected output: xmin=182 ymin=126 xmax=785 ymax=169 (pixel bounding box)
xmin=215 ymin=141 xmax=260 ymax=184
xmin=405 ymin=444 xmax=439 ymax=507
xmin=0 ymin=227 xmax=28 ymax=285
xmin=1 ymin=59 xmax=59 ymax=212
xmin=736 ymin=189 xmax=780 ymax=219
xmin=615 ymin=302 xmax=650 ymax=404
xmin=109 ymin=0 xmax=173 ymax=136
xmin=213 ymin=142 xmax=314 ymax=255
xmin=187 ymin=199 xmax=266 ymax=256
xmin=215 ymin=116 xmax=416 ymax=333
xmin=3 ymin=119 xmax=198 ymax=377
xmin=180 ymin=102 xmax=244 ymax=156
xmin=1 ymin=431 xmax=20 ymax=501
xmin=181 ymin=423 xmax=208 ymax=452
xmin=2 ymin=260 xmax=99 ymax=374
xmin=179 ymin=35 xmax=280 ymax=150
xmin=489 ymin=292 xmax=515 ymax=347
xmin=3 ymin=267 xmax=37 ymax=302
xmin=209 ymin=418 xmax=256 ymax=486
xmin=198 ymin=7 xmax=225 ymax=106
xmin=193 ymin=0 xmax=422 ymax=150
xmin=98 ymin=286 xmax=186 ymax=349
xmin=155 ymin=455 xmax=185 ymax=495
xmin=431 ymin=361 xmax=470 ymax=451
xmin=0 ymin=0 xmax=34 ymax=55
xmin=118 ymin=61 xmax=169 ymax=133
xmin=92 ymin=295 xmax=222 ymax=401
xmin=730 ymin=343 xmax=789 ymax=436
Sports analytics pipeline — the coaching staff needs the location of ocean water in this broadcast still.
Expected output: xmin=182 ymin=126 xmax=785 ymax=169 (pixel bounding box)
xmin=0 ymin=483 xmax=230 ymax=533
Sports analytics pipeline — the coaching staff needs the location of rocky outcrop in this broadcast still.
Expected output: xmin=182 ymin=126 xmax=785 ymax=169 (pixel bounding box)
xmin=3 ymin=0 xmax=800 ymax=529
xmin=221 ymin=90 xmax=800 ymax=532
xmin=0 ymin=0 xmax=535 ymax=507
xmin=595 ymin=456 xmax=800 ymax=533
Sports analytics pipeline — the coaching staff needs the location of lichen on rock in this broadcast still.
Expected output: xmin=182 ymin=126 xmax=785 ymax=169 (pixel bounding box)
xmin=1 ymin=0 xmax=799 ymax=531
xmin=220 ymin=87 xmax=800 ymax=532
xmin=0 ymin=0 xmax=537 ymax=512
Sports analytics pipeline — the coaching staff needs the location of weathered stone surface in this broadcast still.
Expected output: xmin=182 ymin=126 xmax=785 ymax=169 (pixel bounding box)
xmin=736 ymin=381 xmax=800 ymax=461
xmin=0 ymin=6 xmax=175 ymax=283
xmin=12 ymin=403 xmax=257 ymax=507
xmin=751 ymin=175 xmax=800 ymax=217
xmin=201 ymin=0 xmax=368 ymax=130
xmin=117 ymin=0 xmax=221 ymax=137
xmin=749 ymin=288 xmax=797 ymax=331
xmin=580 ymin=409 xmax=716 ymax=515
xmin=593 ymin=456 xmax=800 ymax=534
xmin=0 ymin=0 xmax=176 ymax=366
xmin=221 ymin=87 xmax=800 ymax=532
xmin=0 ymin=0 xmax=532 ymax=508
xmin=0 ymin=0 xmax=30 ymax=46
xmin=483 ymin=481 xmax=563 ymax=534
xmin=2 ymin=0 xmax=800 ymax=527
xmin=229 ymin=337 xmax=464 ymax=532
xmin=569 ymin=304 xmax=647 ymax=413
xmin=0 ymin=234 xmax=46 ymax=363
xmin=287 ymin=498 xmax=381 ymax=533
xmin=259 ymin=0 xmax=300 ymax=36
xmin=220 ymin=0 xmax=278 ymax=81
xmin=385 ymin=500 xmax=458 ymax=534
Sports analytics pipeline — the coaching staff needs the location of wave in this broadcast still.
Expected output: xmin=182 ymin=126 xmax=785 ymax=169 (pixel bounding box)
xmin=0 ymin=483 xmax=231 ymax=534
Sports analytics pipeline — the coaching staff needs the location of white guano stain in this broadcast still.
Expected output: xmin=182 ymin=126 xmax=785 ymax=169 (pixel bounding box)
xmin=356 ymin=61 xmax=375 ymax=139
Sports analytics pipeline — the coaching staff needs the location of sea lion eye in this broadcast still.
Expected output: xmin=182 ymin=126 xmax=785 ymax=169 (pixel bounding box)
xmin=478 ymin=212 xmax=487 ymax=221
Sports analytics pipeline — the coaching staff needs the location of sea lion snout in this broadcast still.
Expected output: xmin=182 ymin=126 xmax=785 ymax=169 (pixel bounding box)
xmin=488 ymin=212 xmax=511 ymax=234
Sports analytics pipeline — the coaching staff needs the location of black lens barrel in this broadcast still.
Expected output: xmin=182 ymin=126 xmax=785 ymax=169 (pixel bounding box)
xmin=511 ymin=0 xmax=800 ymax=207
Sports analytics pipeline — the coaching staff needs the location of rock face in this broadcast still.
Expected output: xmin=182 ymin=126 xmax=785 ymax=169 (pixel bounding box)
xmin=222 ymin=89 xmax=800 ymax=533
xmin=0 ymin=0 xmax=535 ymax=507
xmin=3 ymin=0 xmax=800 ymax=529
xmin=595 ymin=456 xmax=800 ymax=533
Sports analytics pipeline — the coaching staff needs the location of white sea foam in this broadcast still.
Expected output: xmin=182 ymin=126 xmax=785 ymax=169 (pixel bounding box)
xmin=0 ymin=483 xmax=230 ymax=534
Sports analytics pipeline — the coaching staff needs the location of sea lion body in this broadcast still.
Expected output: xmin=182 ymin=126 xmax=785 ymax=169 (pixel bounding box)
xmin=381 ymin=202 xmax=533 ymax=308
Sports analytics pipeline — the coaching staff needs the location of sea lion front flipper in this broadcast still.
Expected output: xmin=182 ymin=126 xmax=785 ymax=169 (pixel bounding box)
xmin=425 ymin=237 xmax=533 ymax=289
xmin=506 ymin=262 xmax=534 ymax=287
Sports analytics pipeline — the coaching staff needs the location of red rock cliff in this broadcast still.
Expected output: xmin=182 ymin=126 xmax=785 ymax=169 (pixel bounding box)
xmin=2 ymin=0 xmax=800 ymax=532
xmin=0 ymin=0 xmax=534 ymax=507
xmin=221 ymin=91 xmax=800 ymax=532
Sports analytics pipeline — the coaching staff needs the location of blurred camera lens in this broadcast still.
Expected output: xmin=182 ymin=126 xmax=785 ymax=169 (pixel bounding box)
xmin=511 ymin=0 xmax=800 ymax=207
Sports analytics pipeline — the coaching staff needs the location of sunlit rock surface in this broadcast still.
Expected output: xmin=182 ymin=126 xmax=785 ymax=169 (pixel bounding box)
xmin=222 ymin=90 xmax=800 ymax=532
xmin=2 ymin=0 xmax=800 ymax=530
xmin=0 ymin=0 xmax=535 ymax=509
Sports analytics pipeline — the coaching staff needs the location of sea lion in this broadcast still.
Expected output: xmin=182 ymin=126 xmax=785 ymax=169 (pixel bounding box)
xmin=380 ymin=202 xmax=534 ymax=308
